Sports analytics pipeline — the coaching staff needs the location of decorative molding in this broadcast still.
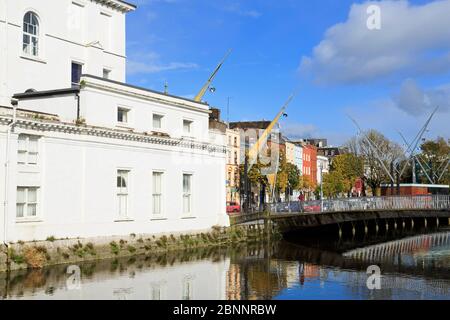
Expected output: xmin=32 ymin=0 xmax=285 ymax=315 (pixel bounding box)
xmin=91 ymin=0 xmax=136 ymax=13
xmin=0 ymin=116 xmax=227 ymax=155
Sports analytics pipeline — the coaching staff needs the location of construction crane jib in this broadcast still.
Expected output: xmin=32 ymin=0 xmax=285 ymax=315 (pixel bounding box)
xmin=194 ymin=50 xmax=233 ymax=103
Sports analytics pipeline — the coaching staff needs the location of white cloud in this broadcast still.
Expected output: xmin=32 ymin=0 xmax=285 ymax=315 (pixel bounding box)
xmin=394 ymin=79 xmax=450 ymax=116
xmin=224 ymin=3 xmax=262 ymax=18
xmin=299 ymin=0 xmax=450 ymax=84
xmin=127 ymin=51 xmax=198 ymax=75
xmin=281 ymin=122 xmax=318 ymax=140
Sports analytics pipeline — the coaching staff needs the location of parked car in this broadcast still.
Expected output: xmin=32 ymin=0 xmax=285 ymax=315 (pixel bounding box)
xmin=226 ymin=202 xmax=241 ymax=214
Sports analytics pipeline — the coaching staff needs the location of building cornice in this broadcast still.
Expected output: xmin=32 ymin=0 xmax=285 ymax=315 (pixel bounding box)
xmin=91 ymin=0 xmax=136 ymax=12
xmin=0 ymin=115 xmax=226 ymax=155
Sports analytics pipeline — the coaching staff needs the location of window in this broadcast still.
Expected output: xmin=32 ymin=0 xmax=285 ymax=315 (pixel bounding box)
xmin=152 ymin=114 xmax=164 ymax=130
xmin=16 ymin=187 xmax=38 ymax=218
xmin=117 ymin=107 xmax=129 ymax=124
xmin=18 ymin=135 xmax=39 ymax=165
xmin=234 ymin=137 xmax=238 ymax=147
xmin=23 ymin=12 xmax=39 ymax=56
xmin=152 ymin=172 xmax=163 ymax=216
xmin=70 ymin=2 xmax=84 ymax=43
xmin=150 ymin=284 xmax=161 ymax=300
xmin=103 ymin=68 xmax=111 ymax=79
xmin=183 ymin=120 xmax=193 ymax=135
xmin=183 ymin=174 xmax=192 ymax=215
xmin=100 ymin=12 xmax=111 ymax=50
xmin=117 ymin=170 xmax=129 ymax=219
xmin=182 ymin=276 xmax=194 ymax=300
xmin=71 ymin=62 xmax=83 ymax=86
xmin=234 ymin=151 xmax=238 ymax=165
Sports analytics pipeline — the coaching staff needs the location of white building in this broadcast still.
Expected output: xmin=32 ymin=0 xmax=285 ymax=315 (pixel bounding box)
xmin=316 ymin=155 xmax=329 ymax=186
xmin=0 ymin=0 xmax=229 ymax=243
xmin=294 ymin=143 xmax=303 ymax=172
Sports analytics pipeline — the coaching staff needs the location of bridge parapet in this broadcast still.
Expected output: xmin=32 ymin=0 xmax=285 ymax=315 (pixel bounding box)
xmin=269 ymin=195 xmax=450 ymax=214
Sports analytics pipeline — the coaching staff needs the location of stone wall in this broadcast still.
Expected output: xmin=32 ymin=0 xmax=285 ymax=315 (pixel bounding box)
xmin=0 ymin=224 xmax=279 ymax=272
xmin=0 ymin=244 xmax=7 ymax=272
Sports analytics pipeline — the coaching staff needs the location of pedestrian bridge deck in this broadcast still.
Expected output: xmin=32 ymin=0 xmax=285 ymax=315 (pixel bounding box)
xmin=230 ymin=195 xmax=450 ymax=231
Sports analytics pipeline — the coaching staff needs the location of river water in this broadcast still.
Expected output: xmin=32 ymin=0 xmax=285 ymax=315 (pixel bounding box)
xmin=1 ymin=226 xmax=449 ymax=300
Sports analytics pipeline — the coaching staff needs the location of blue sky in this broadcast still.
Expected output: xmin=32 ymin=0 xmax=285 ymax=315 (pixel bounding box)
xmin=125 ymin=0 xmax=450 ymax=146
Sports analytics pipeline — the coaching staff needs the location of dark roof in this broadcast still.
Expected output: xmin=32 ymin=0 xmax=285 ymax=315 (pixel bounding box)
xmin=13 ymin=88 xmax=80 ymax=99
xmin=81 ymin=74 xmax=208 ymax=106
xmin=229 ymin=121 xmax=272 ymax=130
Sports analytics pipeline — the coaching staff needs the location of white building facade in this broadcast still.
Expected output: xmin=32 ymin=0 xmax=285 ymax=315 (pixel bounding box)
xmin=294 ymin=144 xmax=303 ymax=172
xmin=316 ymin=155 xmax=329 ymax=186
xmin=0 ymin=0 xmax=229 ymax=243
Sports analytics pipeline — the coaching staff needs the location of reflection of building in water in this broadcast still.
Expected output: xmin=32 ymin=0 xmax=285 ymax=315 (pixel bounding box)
xmin=285 ymin=262 xmax=300 ymax=285
xmin=2 ymin=258 xmax=230 ymax=300
xmin=113 ymin=288 xmax=133 ymax=300
xmin=226 ymin=264 xmax=242 ymax=300
xmin=343 ymin=232 xmax=450 ymax=267
xmin=337 ymin=267 xmax=450 ymax=300
xmin=298 ymin=263 xmax=320 ymax=285
xmin=149 ymin=281 xmax=167 ymax=300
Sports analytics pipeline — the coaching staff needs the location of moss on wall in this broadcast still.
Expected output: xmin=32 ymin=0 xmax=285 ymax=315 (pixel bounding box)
xmin=1 ymin=224 xmax=280 ymax=272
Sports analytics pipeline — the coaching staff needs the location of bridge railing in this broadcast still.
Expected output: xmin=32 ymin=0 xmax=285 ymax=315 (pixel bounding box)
xmin=268 ymin=194 xmax=450 ymax=214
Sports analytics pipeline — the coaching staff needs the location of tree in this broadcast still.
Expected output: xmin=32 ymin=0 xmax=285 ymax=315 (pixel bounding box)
xmin=275 ymin=148 xmax=288 ymax=194
xmin=322 ymin=171 xmax=345 ymax=198
xmin=298 ymin=175 xmax=314 ymax=192
xmin=330 ymin=154 xmax=364 ymax=195
xmin=419 ymin=137 xmax=450 ymax=184
xmin=286 ymin=163 xmax=301 ymax=191
xmin=346 ymin=130 xmax=404 ymax=195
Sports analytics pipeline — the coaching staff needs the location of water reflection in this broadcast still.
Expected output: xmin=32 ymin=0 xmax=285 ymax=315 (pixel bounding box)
xmin=1 ymin=229 xmax=449 ymax=300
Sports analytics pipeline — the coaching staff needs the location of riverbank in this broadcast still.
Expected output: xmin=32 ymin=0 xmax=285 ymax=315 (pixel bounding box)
xmin=2 ymin=228 xmax=449 ymax=300
xmin=0 ymin=223 xmax=280 ymax=273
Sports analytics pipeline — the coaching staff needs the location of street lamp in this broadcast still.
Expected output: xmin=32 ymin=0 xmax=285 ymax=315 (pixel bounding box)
xmin=319 ymin=163 xmax=324 ymax=212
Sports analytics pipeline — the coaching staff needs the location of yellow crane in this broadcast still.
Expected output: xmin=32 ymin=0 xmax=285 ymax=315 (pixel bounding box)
xmin=243 ymin=93 xmax=297 ymax=209
xmin=247 ymin=93 xmax=295 ymax=170
xmin=194 ymin=49 xmax=233 ymax=102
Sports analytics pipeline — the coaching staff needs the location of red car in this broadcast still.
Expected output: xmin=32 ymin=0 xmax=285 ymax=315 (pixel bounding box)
xmin=226 ymin=202 xmax=241 ymax=214
xmin=303 ymin=204 xmax=321 ymax=212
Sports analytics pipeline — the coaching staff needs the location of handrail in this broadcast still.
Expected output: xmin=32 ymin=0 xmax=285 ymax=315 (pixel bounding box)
xmin=268 ymin=194 xmax=450 ymax=214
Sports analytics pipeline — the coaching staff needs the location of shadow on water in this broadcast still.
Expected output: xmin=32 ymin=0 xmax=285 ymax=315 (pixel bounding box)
xmin=281 ymin=223 xmax=450 ymax=280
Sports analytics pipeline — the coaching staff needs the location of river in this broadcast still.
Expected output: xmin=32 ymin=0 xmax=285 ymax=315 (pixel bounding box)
xmin=1 ymin=226 xmax=449 ymax=300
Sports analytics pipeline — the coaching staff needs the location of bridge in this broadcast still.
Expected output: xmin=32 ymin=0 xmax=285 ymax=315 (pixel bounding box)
xmin=230 ymin=195 xmax=450 ymax=234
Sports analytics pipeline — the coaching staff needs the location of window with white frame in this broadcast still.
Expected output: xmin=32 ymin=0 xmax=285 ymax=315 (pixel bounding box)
xmin=183 ymin=174 xmax=192 ymax=215
xmin=150 ymin=283 xmax=161 ymax=300
xmin=23 ymin=12 xmax=40 ymax=56
xmin=18 ymin=135 xmax=39 ymax=165
xmin=117 ymin=170 xmax=129 ymax=219
xmin=183 ymin=120 xmax=193 ymax=135
xmin=16 ymin=187 xmax=38 ymax=219
xmin=152 ymin=172 xmax=163 ymax=216
xmin=182 ymin=276 xmax=194 ymax=300
xmin=117 ymin=107 xmax=129 ymax=124
xmin=152 ymin=114 xmax=164 ymax=131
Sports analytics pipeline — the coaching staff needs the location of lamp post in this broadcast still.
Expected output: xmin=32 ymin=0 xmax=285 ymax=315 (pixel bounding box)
xmin=319 ymin=163 xmax=324 ymax=212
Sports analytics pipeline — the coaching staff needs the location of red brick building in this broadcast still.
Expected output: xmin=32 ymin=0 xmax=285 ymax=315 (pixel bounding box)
xmin=302 ymin=144 xmax=317 ymax=189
